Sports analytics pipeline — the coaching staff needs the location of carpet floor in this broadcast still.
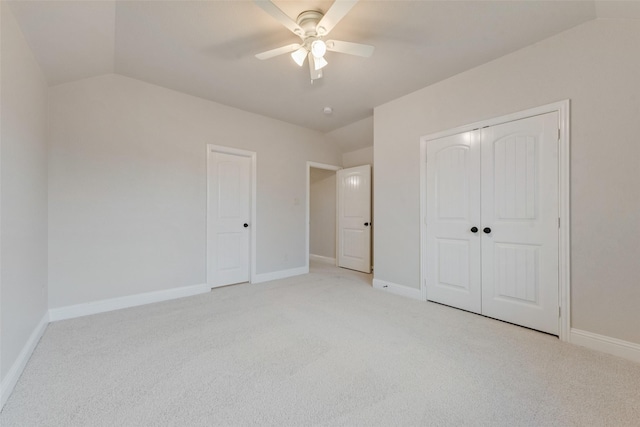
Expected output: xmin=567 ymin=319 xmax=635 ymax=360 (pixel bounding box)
xmin=1 ymin=261 xmax=639 ymax=426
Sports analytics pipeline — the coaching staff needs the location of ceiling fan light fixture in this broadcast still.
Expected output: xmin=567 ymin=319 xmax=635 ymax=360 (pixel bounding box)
xmin=314 ymin=55 xmax=328 ymax=71
xmin=254 ymin=0 xmax=374 ymax=83
xmin=291 ymin=47 xmax=308 ymax=66
xmin=310 ymin=40 xmax=327 ymax=58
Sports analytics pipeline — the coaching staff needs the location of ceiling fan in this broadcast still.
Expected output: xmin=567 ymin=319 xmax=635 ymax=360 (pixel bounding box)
xmin=254 ymin=0 xmax=374 ymax=82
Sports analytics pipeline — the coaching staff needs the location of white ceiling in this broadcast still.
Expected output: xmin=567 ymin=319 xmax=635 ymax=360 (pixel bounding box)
xmin=9 ymin=1 xmax=632 ymax=134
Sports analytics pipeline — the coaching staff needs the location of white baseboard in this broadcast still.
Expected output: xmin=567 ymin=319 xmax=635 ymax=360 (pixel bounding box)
xmin=373 ymin=278 xmax=424 ymax=301
xmin=569 ymin=328 xmax=640 ymax=364
xmin=252 ymin=266 xmax=308 ymax=284
xmin=48 ymin=283 xmax=210 ymax=322
xmin=1 ymin=311 xmax=49 ymax=410
xmin=309 ymin=254 xmax=336 ymax=265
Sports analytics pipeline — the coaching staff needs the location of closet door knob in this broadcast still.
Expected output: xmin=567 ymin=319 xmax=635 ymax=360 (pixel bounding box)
xmin=243 ymin=223 xmax=249 ymax=228
xmin=470 ymin=227 xmax=478 ymax=233
xmin=364 ymin=222 xmax=369 ymax=226
xmin=483 ymin=227 xmax=491 ymax=234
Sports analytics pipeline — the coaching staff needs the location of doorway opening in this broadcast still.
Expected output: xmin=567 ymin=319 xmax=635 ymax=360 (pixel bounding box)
xmin=306 ymin=162 xmax=341 ymax=271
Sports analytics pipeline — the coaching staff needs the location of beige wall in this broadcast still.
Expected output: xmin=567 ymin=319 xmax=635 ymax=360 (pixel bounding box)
xmin=0 ymin=4 xmax=49 ymax=381
xmin=309 ymin=168 xmax=336 ymax=260
xmin=342 ymin=146 xmax=373 ymax=169
xmin=374 ymin=19 xmax=640 ymax=344
xmin=325 ymin=116 xmax=373 ymax=154
xmin=48 ymin=74 xmax=341 ymax=309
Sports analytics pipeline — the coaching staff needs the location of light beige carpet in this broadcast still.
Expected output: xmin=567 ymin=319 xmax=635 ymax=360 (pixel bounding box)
xmin=1 ymin=261 xmax=639 ymax=426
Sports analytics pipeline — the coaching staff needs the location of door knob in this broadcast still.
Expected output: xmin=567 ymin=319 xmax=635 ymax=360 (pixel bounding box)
xmin=243 ymin=223 xmax=249 ymax=228
xmin=364 ymin=222 xmax=369 ymax=226
xmin=483 ymin=227 xmax=491 ymax=234
xmin=470 ymin=227 xmax=478 ymax=233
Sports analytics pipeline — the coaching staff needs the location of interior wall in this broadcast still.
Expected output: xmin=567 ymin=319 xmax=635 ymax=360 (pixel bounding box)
xmin=374 ymin=18 xmax=640 ymax=345
xmin=47 ymin=74 xmax=341 ymax=309
xmin=325 ymin=116 xmax=373 ymax=154
xmin=342 ymin=146 xmax=373 ymax=168
xmin=309 ymin=168 xmax=336 ymax=260
xmin=0 ymin=4 xmax=49 ymax=380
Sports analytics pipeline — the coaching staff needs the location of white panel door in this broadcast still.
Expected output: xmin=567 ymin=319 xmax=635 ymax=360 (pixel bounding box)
xmin=337 ymin=165 xmax=371 ymax=273
xmin=208 ymin=151 xmax=251 ymax=287
xmin=481 ymin=112 xmax=559 ymax=334
xmin=426 ymin=131 xmax=482 ymax=313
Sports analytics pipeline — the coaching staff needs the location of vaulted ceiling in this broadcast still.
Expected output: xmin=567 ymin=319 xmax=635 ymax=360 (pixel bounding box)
xmin=8 ymin=1 xmax=637 ymax=134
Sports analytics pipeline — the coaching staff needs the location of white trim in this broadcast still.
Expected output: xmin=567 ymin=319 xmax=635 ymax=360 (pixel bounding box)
xmin=307 ymin=161 xmax=342 ymax=170
xmin=570 ymin=329 xmax=640 ymax=364
xmin=48 ymin=283 xmax=210 ymax=322
xmin=419 ymin=138 xmax=428 ymax=303
xmin=206 ymin=145 xmax=257 ymax=285
xmin=421 ymin=101 xmax=570 ymax=142
xmin=0 ymin=312 xmax=49 ymax=410
xmin=252 ymin=266 xmax=308 ymax=284
xmin=419 ymin=100 xmax=571 ymax=340
xmin=305 ymin=161 xmax=341 ymax=272
xmin=373 ymin=278 xmax=424 ymax=301
xmin=557 ymin=101 xmax=571 ymax=341
xmin=309 ymin=254 xmax=336 ymax=265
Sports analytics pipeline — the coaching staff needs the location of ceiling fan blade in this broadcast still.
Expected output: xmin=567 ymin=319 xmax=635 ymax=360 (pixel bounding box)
xmin=254 ymin=0 xmax=304 ymax=37
xmin=255 ymin=43 xmax=302 ymax=60
xmin=315 ymin=0 xmax=358 ymax=36
xmin=308 ymin=54 xmax=324 ymax=80
xmin=326 ymin=40 xmax=374 ymax=57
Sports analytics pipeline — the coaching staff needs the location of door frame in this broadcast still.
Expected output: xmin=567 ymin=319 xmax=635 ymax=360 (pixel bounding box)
xmin=419 ymin=100 xmax=571 ymax=341
xmin=305 ymin=161 xmax=342 ymax=272
xmin=206 ymin=144 xmax=257 ymax=286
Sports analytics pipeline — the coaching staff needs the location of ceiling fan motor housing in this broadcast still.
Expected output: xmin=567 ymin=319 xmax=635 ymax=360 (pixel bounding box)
xmin=296 ymin=10 xmax=324 ymax=37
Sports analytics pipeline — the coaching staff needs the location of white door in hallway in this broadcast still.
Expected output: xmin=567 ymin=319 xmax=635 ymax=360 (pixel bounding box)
xmin=207 ymin=150 xmax=251 ymax=287
xmin=337 ymin=165 xmax=371 ymax=273
xmin=426 ymin=112 xmax=559 ymax=335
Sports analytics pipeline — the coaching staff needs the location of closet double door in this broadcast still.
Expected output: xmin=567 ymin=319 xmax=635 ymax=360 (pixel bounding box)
xmin=426 ymin=112 xmax=559 ymax=335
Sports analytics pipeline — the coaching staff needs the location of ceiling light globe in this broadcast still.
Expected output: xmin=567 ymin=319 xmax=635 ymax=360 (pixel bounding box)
xmin=311 ymin=40 xmax=327 ymax=58
xmin=314 ymin=56 xmax=328 ymax=71
xmin=291 ymin=47 xmax=308 ymax=67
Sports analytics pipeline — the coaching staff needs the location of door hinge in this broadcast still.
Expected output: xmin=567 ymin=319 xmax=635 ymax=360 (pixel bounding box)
xmin=558 ymin=217 xmax=560 ymax=228
xmin=558 ymin=129 xmax=561 ymax=141
xmin=559 ymin=307 xmax=561 ymax=318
